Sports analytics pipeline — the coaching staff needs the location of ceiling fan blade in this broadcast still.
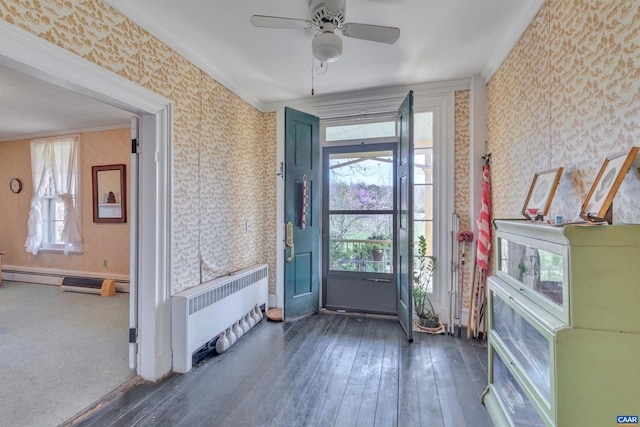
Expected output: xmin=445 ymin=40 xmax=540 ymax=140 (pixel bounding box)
xmin=341 ymin=23 xmax=400 ymax=44
xmin=250 ymin=15 xmax=313 ymax=31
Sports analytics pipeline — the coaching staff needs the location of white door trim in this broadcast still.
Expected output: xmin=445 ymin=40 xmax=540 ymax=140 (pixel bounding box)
xmin=0 ymin=20 xmax=173 ymax=381
xmin=414 ymin=93 xmax=455 ymax=320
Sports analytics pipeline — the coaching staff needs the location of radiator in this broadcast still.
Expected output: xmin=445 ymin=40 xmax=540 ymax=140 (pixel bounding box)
xmin=171 ymin=263 xmax=269 ymax=373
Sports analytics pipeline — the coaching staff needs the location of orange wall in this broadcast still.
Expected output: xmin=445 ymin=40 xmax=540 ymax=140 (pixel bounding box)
xmin=0 ymin=128 xmax=130 ymax=275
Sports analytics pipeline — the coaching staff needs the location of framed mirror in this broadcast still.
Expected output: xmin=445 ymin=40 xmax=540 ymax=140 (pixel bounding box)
xmin=92 ymin=164 xmax=127 ymax=223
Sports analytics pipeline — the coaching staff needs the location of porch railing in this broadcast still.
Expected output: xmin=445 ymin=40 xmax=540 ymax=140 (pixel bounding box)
xmin=329 ymin=239 xmax=393 ymax=273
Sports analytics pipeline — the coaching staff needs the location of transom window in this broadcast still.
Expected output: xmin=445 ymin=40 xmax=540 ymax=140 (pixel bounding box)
xmin=324 ymin=120 xmax=396 ymax=142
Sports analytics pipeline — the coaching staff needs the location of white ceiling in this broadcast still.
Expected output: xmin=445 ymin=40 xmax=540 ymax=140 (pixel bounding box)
xmin=105 ymin=0 xmax=544 ymax=109
xmin=0 ymin=64 xmax=133 ymax=142
xmin=0 ymin=0 xmax=543 ymax=142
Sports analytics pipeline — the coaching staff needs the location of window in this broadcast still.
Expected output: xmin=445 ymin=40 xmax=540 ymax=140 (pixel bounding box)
xmin=414 ymin=112 xmax=434 ymax=291
xmin=25 ymin=135 xmax=82 ymax=254
xmin=324 ymin=120 xmax=396 ymax=142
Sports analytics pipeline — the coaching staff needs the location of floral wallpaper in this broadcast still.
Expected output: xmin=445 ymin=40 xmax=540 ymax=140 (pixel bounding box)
xmin=488 ymin=0 xmax=640 ymax=224
xmin=0 ymin=0 xmax=277 ymax=294
xmin=454 ymin=90 xmax=473 ymax=309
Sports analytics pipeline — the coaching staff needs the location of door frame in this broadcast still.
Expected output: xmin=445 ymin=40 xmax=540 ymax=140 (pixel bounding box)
xmin=321 ymin=142 xmax=398 ymax=315
xmin=0 ymin=20 xmax=173 ymax=381
xmin=274 ymin=90 xmax=456 ymax=322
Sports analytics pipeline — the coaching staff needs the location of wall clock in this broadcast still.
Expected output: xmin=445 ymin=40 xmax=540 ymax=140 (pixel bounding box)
xmin=10 ymin=178 xmax=22 ymax=194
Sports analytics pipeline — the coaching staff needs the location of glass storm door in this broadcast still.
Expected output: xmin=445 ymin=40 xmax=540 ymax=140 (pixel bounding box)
xmin=322 ymin=143 xmax=397 ymax=314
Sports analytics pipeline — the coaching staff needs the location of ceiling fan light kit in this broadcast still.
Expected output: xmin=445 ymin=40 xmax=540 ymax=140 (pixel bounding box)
xmin=312 ymin=26 xmax=343 ymax=62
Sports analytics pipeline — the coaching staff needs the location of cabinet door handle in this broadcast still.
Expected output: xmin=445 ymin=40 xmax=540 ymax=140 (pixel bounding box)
xmin=366 ymin=278 xmax=391 ymax=283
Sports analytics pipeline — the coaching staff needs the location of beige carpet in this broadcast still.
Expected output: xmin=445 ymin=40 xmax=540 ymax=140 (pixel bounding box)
xmin=0 ymin=281 xmax=134 ymax=427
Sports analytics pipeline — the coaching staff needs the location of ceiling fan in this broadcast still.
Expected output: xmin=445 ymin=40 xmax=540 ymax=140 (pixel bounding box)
xmin=250 ymin=0 xmax=400 ymax=63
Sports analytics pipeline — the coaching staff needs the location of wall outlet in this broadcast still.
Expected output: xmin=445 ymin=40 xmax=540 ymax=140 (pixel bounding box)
xmin=246 ymin=221 xmax=253 ymax=232
xmin=103 ymin=260 xmax=108 ymax=267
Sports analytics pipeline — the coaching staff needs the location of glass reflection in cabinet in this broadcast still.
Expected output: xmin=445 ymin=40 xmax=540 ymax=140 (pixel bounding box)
xmin=493 ymin=351 xmax=546 ymax=427
xmin=493 ymin=291 xmax=550 ymax=401
xmin=499 ymin=239 xmax=563 ymax=306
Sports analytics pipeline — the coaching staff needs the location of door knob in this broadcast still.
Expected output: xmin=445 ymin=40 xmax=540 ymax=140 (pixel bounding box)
xmin=286 ymin=221 xmax=295 ymax=263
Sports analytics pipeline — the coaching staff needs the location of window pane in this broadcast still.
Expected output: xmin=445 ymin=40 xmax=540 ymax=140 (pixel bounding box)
xmin=414 ymin=185 xmax=433 ymax=220
xmin=413 ymin=221 xmax=433 ymax=256
xmin=329 ymin=150 xmax=394 ymax=211
xmin=414 ymin=113 xmax=434 ymax=293
xmin=415 ymin=113 xmax=433 ymax=148
xmin=414 ymin=148 xmax=433 ymax=184
xmin=326 ymin=121 xmax=396 ymax=142
xmin=329 ymin=214 xmax=393 ymax=273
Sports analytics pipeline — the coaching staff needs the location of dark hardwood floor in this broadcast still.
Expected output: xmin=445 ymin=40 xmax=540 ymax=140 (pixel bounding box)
xmin=69 ymin=312 xmax=491 ymax=427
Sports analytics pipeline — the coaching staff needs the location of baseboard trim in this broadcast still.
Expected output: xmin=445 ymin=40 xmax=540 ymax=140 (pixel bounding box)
xmin=2 ymin=265 xmax=130 ymax=293
xmin=268 ymin=293 xmax=277 ymax=309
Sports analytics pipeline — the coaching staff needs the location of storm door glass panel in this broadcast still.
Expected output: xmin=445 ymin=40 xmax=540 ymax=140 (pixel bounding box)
xmin=328 ymin=214 xmax=393 ymax=272
xmin=328 ymin=150 xmax=394 ymax=273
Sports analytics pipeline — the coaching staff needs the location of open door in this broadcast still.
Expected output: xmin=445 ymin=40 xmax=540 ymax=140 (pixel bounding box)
xmin=284 ymin=107 xmax=320 ymax=321
xmin=396 ymin=91 xmax=414 ymax=341
xmin=129 ymin=117 xmax=139 ymax=368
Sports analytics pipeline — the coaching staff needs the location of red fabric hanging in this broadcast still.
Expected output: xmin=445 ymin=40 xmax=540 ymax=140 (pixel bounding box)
xmin=475 ymin=164 xmax=492 ymax=272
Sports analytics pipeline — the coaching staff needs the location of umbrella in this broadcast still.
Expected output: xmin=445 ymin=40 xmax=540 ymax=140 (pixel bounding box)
xmin=468 ymin=161 xmax=492 ymax=339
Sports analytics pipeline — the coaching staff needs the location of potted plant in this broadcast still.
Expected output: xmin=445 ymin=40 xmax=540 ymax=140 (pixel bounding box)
xmin=412 ymin=235 xmax=440 ymax=329
xmin=368 ymin=233 xmax=387 ymax=261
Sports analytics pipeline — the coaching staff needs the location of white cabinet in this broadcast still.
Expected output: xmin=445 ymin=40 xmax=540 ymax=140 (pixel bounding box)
xmin=482 ymin=220 xmax=640 ymax=426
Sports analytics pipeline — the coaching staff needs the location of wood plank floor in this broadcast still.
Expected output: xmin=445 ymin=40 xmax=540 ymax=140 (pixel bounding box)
xmin=70 ymin=312 xmax=491 ymax=427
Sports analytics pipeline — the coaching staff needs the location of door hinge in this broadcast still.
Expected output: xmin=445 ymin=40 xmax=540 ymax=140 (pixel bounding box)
xmin=131 ymin=117 xmax=139 ymax=154
xmin=129 ymin=328 xmax=137 ymax=343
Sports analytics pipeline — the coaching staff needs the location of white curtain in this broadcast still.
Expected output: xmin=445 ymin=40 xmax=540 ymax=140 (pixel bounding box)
xmin=24 ymin=136 xmax=82 ymax=255
xmin=24 ymin=141 xmax=49 ymax=255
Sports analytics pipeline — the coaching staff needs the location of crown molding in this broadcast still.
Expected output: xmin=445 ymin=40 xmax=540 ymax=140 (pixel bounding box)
xmin=481 ymin=0 xmax=545 ymax=83
xmin=103 ymin=0 xmax=265 ymax=112
xmin=0 ymin=20 xmax=168 ymax=114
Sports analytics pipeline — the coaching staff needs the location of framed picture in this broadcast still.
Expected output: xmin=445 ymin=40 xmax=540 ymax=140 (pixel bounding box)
xmin=522 ymin=167 xmax=564 ymax=219
xmin=580 ymin=146 xmax=639 ymax=223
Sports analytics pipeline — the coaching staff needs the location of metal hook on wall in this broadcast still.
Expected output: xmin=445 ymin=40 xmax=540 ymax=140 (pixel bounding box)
xmin=481 ymin=153 xmax=491 ymax=165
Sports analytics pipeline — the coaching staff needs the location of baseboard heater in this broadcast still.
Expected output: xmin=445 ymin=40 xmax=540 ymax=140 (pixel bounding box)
xmin=2 ymin=265 xmax=129 ymax=292
xmin=171 ymin=263 xmax=269 ymax=373
xmin=60 ymin=276 xmax=116 ymax=296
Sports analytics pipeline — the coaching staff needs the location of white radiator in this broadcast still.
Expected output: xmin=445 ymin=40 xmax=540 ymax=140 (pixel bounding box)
xmin=171 ymin=263 xmax=268 ymax=373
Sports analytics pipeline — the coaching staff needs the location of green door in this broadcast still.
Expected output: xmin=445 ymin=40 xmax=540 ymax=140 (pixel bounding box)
xmin=284 ymin=107 xmax=320 ymax=321
xmin=396 ymin=91 xmax=414 ymax=341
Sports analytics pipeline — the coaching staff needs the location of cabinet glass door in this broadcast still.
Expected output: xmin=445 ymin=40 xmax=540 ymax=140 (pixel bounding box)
xmin=492 ymin=350 xmax=547 ymax=427
xmin=497 ymin=235 xmax=567 ymax=322
xmin=492 ymin=289 xmax=551 ymax=402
